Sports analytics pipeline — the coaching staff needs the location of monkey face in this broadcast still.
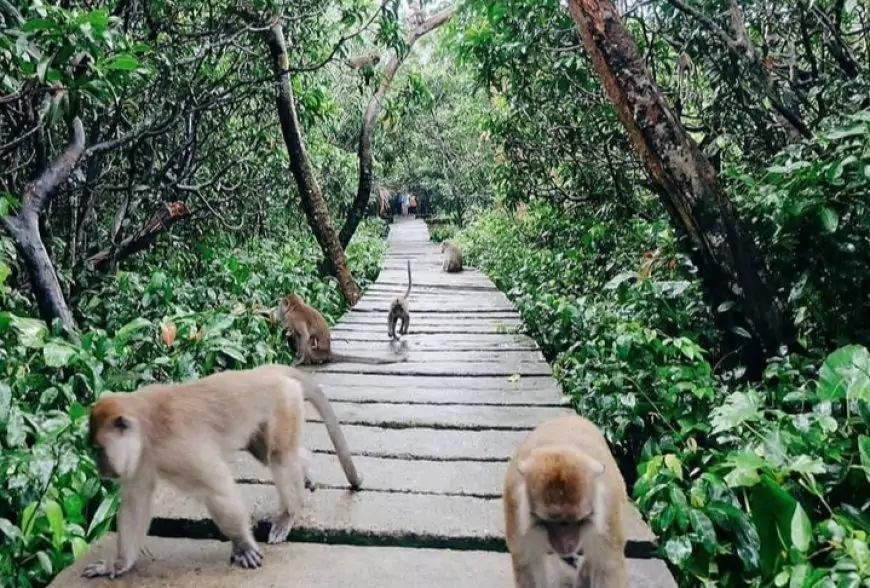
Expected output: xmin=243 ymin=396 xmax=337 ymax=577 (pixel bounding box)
xmin=518 ymin=447 xmax=604 ymax=556
xmin=89 ymin=399 xmax=143 ymax=480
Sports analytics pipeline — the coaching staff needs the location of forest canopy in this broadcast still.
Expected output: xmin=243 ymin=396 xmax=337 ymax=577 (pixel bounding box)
xmin=2 ymin=0 xmax=870 ymax=586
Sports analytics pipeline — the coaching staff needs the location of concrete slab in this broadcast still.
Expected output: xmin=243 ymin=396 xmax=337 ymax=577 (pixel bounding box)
xmin=329 ymin=349 xmax=549 ymax=365
xmin=53 ymin=536 xmax=677 ymax=588
xmin=149 ymin=485 xmax=655 ymax=545
xmin=318 ymin=384 xmax=569 ymax=406
xmin=304 ymin=424 xmax=525 ymax=460
xmin=313 ymin=361 xmax=552 ymax=376
xmin=332 ymin=322 xmax=521 ymax=334
xmin=229 ymin=452 xmax=507 ymax=497
xmin=304 ymin=402 xmax=571 ymax=430
xmin=329 ymin=333 xmax=540 ymax=350
xmin=312 ymin=373 xmax=562 ymax=392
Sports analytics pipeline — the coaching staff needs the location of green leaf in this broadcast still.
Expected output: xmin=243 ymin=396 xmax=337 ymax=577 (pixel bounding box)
xmin=20 ymin=501 xmax=38 ymax=539
xmin=663 ymin=536 xmax=693 ymax=565
xmin=43 ymin=341 xmax=76 ymax=367
xmin=0 ymin=260 xmax=10 ymax=286
xmin=858 ymin=435 xmax=870 ymax=483
xmin=104 ymin=54 xmax=139 ymax=70
xmin=6 ymin=406 xmax=26 ymax=446
xmin=787 ymin=455 xmax=826 ymax=476
xmin=788 ymin=564 xmax=808 ymax=588
xmin=0 ymin=517 xmax=22 ymax=542
xmin=0 ymin=382 xmax=11 ymax=422
xmin=790 ymin=503 xmax=812 ymax=552
xmin=710 ymin=390 xmax=762 ymax=433
xmin=689 ymin=510 xmax=717 ymax=552
xmin=818 ymin=345 xmax=870 ymax=402
xmin=664 ymin=454 xmax=683 ymax=480
xmin=8 ymin=314 xmax=48 ymax=347
xmin=36 ymin=57 xmax=51 ymax=82
xmin=733 ymin=510 xmax=762 ymax=571
xmin=36 ymin=550 xmax=53 ymax=575
xmin=819 ymin=207 xmax=839 ymax=233
xmin=71 ymin=536 xmax=89 ymax=559
xmin=21 ymin=18 xmax=55 ymax=31
xmin=114 ymin=317 xmax=152 ymax=342
xmin=44 ymin=499 xmax=65 ymax=548
xmin=86 ymin=494 xmax=117 ymax=537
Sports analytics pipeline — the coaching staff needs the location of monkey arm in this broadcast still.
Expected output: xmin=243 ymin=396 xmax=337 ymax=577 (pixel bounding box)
xmin=81 ymin=474 xmax=155 ymax=579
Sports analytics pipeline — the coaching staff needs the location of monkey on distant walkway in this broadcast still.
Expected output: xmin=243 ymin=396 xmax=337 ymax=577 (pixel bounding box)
xmin=81 ymin=364 xmax=361 ymax=579
xmin=279 ymin=294 xmax=408 ymax=365
xmin=387 ymin=260 xmax=412 ymax=340
xmin=503 ymin=415 xmax=628 ymax=588
xmin=440 ymin=240 xmax=463 ymax=272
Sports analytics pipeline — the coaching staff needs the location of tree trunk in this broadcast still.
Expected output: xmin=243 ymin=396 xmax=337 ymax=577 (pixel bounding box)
xmin=1 ymin=118 xmax=85 ymax=334
xmin=338 ymin=6 xmax=455 ymax=248
xmin=565 ymin=0 xmax=793 ymax=370
xmin=265 ymin=23 xmax=361 ymax=304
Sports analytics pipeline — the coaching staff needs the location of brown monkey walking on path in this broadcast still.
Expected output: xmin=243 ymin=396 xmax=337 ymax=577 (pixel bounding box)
xmin=503 ymin=415 xmax=628 ymax=588
xmin=82 ymin=364 xmax=361 ymax=579
xmin=387 ymin=260 xmax=412 ymax=340
xmin=279 ymin=294 xmax=408 ymax=365
xmin=440 ymin=240 xmax=463 ymax=272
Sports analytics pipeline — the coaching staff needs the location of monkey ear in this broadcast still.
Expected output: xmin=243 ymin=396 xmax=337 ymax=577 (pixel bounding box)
xmin=587 ymin=457 xmax=606 ymax=476
xmin=112 ymin=415 xmax=130 ymax=430
xmin=516 ymin=457 xmax=532 ymax=477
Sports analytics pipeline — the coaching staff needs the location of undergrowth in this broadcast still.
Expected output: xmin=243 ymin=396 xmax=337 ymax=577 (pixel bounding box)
xmin=457 ymin=199 xmax=870 ymax=587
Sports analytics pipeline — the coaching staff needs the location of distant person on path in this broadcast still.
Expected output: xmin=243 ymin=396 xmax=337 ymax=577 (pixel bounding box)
xmin=409 ymin=194 xmax=417 ymax=215
xmin=401 ymin=193 xmax=410 ymax=216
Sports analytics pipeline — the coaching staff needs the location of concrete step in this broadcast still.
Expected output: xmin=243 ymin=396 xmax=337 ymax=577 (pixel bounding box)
xmin=53 ymin=536 xmax=677 ymax=588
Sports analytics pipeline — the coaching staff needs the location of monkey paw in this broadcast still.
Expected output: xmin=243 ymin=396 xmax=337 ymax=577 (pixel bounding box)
xmin=230 ymin=542 xmax=264 ymax=569
xmin=267 ymin=512 xmax=296 ymax=544
xmin=81 ymin=559 xmax=132 ymax=579
xmin=304 ymin=475 xmax=317 ymax=492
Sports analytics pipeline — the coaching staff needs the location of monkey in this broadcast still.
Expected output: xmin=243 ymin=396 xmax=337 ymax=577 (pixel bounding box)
xmin=387 ymin=260 xmax=412 ymax=340
xmin=440 ymin=240 xmax=463 ymax=273
xmin=81 ymin=364 xmax=361 ymax=579
xmin=344 ymin=53 xmax=380 ymax=70
xmin=502 ymin=415 xmax=628 ymax=588
xmin=278 ymin=294 xmax=409 ymax=365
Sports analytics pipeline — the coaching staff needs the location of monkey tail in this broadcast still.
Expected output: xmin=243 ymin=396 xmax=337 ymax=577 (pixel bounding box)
xmin=289 ymin=369 xmax=362 ymax=490
xmin=404 ymin=259 xmax=412 ymax=299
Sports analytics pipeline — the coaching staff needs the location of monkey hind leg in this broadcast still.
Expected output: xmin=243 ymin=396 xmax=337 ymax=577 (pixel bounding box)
xmin=400 ymin=313 xmax=409 ymax=335
xmin=198 ymin=463 xmax=262 ymax=569
xmin=266 ymin=457 xmax=306 ymax=544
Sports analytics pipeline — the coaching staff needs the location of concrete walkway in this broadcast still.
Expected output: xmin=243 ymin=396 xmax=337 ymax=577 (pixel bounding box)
xmin=52 ymin=218 xmax=676 ymax=587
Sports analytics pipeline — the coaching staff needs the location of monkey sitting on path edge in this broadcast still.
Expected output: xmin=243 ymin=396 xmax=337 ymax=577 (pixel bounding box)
xmin=279 ymin=294 xmax=408 ymax=365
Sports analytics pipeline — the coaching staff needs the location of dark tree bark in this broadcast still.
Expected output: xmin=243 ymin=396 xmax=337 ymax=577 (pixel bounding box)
xmin=1 ymin=117 xmax=85 ymax=334
xmin=566 ymin=0 xmax=794 ymax=370
xmin=338 ymin=6 xmax=455 ymax=248
xmin=85 ymin=201 xmax=191 ymax=269
xmin=265 ymin=22 xmax=361 ymax=304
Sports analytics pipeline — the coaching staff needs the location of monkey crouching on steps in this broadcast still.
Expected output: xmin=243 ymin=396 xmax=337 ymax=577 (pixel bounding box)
xmin=279 ymin=293 xmax=408 ymax=365
xmin=387 ymin=260 xmax=412 ymax=340
xmin=503 ymin=415 xmax=628 ymax=588
xmin=81 ymin=364 xmax=361 ymax=579
xmin=440 ymin=240 xmax=463 ymax=272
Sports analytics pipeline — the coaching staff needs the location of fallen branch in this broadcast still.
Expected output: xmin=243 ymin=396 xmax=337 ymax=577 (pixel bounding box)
xmin=85 ymin=201 xmax=191 ymax=269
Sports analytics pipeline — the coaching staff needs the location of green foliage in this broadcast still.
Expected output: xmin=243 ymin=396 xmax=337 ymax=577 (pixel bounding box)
xmin=0 ymin=219 xmax=385 ymax=588
xmin=459 ymin=201 xmax=870 ymax=587
xmin=728 ymin=109 xmax=870 ymax=348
